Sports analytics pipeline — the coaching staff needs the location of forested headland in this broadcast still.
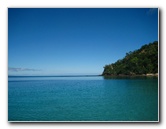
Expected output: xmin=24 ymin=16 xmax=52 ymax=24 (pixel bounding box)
xmin=102 ymin=41 xmax=158 ymax=76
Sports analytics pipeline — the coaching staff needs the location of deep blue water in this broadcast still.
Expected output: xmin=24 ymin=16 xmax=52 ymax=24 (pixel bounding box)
xmin=8 ymin=76 xmax=158 ymax=121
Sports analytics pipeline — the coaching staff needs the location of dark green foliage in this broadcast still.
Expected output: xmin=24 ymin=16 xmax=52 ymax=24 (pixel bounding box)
xmin=102 ymin=41 xmax=158 ymax=76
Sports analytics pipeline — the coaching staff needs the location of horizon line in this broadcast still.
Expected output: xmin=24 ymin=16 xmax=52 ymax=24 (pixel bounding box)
xmin=8 ymin=75 xmax=101 ymax=77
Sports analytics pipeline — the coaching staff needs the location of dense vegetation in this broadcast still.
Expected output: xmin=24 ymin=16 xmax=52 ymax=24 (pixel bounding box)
xmin=102 ymin=41 xmax=158 ymax=76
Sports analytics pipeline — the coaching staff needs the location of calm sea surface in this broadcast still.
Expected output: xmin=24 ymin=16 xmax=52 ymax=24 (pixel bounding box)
xmin=8 ymin=76 xmax=158 ymax=121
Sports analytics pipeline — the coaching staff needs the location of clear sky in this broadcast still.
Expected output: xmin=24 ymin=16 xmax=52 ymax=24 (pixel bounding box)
xmin=8 ymin=8 xmax=158 ymax=76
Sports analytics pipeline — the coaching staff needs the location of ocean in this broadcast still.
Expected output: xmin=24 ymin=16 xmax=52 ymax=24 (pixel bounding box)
xmin=8 ymin=76 xmax=158 ymax=121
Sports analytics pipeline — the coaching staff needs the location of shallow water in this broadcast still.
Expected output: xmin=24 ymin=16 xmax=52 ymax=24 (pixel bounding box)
xmin=8 ymin=76 xmax=158 ymax=121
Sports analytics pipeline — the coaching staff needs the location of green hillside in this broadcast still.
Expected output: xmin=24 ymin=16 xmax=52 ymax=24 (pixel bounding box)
xmin=102 ymin=41 xmax=158 ymax=76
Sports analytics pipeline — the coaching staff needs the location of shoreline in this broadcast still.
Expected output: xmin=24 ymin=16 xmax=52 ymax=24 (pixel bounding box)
xmin=101 ymin=73 xmax=158 ymax=77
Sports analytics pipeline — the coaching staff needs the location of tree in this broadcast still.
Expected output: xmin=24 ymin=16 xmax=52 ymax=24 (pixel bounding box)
xmin=102 ymin=41 xmax=158 ymax=76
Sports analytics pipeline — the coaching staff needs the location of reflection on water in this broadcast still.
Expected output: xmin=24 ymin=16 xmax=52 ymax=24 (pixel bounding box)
xmin=103 ymin=75 xmax=158 ymax=80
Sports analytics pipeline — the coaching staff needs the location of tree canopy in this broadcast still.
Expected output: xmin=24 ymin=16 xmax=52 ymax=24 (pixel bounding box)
xmin=102 ymin=41 xmax=158 ymax=76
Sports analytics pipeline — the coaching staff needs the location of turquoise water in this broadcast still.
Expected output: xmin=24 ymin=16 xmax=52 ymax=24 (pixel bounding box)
xmin=8 ymin=76 xmax=158 ymax=121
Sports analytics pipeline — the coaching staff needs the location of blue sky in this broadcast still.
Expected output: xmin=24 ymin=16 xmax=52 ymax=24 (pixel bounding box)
xmin=8 ymin=8 xmax=158 ymax=76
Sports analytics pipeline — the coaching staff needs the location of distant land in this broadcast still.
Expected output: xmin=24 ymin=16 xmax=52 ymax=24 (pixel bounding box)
xmin=102 ymin=41 xmax=158 ymax=76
